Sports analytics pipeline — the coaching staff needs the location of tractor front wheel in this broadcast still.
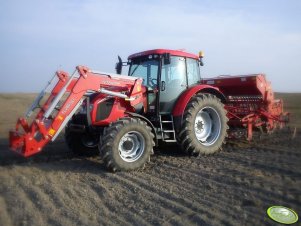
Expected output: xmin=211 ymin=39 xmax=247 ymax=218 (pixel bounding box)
xmin=179 ymin=93 xmax=228 ymax=155
xmin=99 ymin=117 xmax=155 ymax=172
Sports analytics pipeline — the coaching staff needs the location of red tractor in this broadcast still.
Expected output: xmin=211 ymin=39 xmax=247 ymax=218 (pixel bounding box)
xmin=9 ymin=49 xmax=288 ymax=171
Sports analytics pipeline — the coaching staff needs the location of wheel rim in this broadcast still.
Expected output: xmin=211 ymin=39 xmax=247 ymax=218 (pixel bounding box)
xmin=194 ymin=107 xmax=221 ymax=146
xmin=118 ymin=131 xmax=145 ymax=162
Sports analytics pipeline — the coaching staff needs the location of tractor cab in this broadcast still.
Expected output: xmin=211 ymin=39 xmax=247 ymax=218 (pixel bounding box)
xmin=124 ymin=49 xmax=203 ymax=114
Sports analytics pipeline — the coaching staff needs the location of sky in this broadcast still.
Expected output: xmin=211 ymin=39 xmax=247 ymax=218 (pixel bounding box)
xmin=0 ymin=0 xmax=300 ymax=92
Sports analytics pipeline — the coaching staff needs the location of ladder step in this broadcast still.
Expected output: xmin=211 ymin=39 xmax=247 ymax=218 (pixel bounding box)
xmin=164 ymin=140 xmax=177 ymax=142
xmin=159 ymin=114 xmax=176 ymax=142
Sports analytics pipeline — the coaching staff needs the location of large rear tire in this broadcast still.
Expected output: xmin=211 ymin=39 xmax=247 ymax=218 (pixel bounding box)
xmin=99 ymin=117 xmax=155 ymax=172
xmin=65 ymin=114 xmax=99 ymax=156
xmin=179 ymin=93 xmax=228 ymax=155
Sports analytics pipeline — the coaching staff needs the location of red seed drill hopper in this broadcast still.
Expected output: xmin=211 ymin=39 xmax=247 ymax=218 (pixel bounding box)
xmin=202 ymin=74 xmax=289 ymax=140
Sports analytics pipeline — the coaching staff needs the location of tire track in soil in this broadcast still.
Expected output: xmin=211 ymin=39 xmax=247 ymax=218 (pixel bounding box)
xmin=216 ymin=153 xmax=301 ymax=184
xmin=140 ymin=169 xmax=258 ymax=226
xmin=111 ymin=172 xmax=233 ymax=226
xmin=52 ymin=181 xmax=104 ymax=225
xmin=163 ymin=158 xmax=300 ymax=208
xmin=0 ymin=196 xmax=13 ymax=226
xmin=74 ymin=176 xmax=122 ymax=225
xmin=208 ymin=153 xmax=298 ymax=186
xmin=39 ymin=167 xmax=133 ymax=226
xmin=105 ymin=173 xmax=193 ymax=225
xmin=143 ymin=164 xmax=260 ymax=215
xmin=224 ymin=146 xmax=300 ymax=165
xmin=4 ymin=166 xmax=71 ymax=225
xmin=176 ymin=148 xmax=296 ymax=183
xmin=40 ymin=174 xmax=86 ymax=224
xmin=6 ymin=165 xmax=84 ymax=226
xmin=1 ymin=164 xmax=134 ymax=226
xmin=222 ymin=146 xmax=301 ymax=167
xmin=157 ymin=161 xmax=264 ymax=214
xmin=88 ymin=181 xmax=151 ymax=226
xmin=111 ymin=177 xmax=209 ymax=226
xmin=222 ymin=142 xmax=301 ymax=172
xmin=1 ymin=168 xmax=46 ymax=226
xmin=144 ymin=165 xmax=260 ymax=226
xmin=165 ymin=153 xmax=296 ymax=197
xmin=155 ymin=160 xmax=298 ymax=225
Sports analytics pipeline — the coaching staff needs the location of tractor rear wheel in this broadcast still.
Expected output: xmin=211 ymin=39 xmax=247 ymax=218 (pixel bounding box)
xmin=99 ymin=117 xmax=155 ymax=172
xmin=65 ymin=114 xmax=99 ymax=156
xmin=179 ymin=93 xmax=228 ymax=155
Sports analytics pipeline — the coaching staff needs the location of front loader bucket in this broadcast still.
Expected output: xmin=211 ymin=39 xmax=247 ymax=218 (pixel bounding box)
xmin=9 ymin=117 xmax=51 ymax=157
xmin=9 ymin=130 xmax=47 ymax=157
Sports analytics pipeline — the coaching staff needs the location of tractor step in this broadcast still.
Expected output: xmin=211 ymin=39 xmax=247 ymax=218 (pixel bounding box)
xmin=159 ymin=115 xmax=176 ymax=142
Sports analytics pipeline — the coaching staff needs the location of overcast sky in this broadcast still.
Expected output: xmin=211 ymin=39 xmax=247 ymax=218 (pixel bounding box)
xmin=0 ymin=0 xmax=300 ymax=92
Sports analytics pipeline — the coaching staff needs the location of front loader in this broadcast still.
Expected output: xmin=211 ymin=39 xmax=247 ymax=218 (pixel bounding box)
xmin=9 ymin=66 xmax=145 ymax=157
xmin=9 ymin=49 xmax=288 ymax=172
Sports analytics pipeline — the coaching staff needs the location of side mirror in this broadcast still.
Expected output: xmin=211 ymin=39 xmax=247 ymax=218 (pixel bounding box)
xmin=163 ymin=53 xmax=171 ymax=65
xmin=115 ymin=55 xmax=122 ymax=74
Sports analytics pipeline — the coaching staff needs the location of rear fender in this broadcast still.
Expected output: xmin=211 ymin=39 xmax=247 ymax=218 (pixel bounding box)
xmin=172 ymin=85 xmax=226 ymax=132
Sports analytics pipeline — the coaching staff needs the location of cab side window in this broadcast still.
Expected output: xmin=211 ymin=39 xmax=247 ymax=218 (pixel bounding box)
xmin=186 ymin=58 xmax=200 ymax=86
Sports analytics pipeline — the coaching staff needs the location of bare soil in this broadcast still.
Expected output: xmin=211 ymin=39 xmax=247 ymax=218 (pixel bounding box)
xmin=0 ymin=93 xmax=300 ymax=226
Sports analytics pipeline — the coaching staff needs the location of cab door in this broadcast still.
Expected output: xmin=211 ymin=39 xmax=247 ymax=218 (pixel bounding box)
xmin=159 ymin=56 xmax=187 ymax=113
xmin=129 ymin=58 xmax=159 ymax=114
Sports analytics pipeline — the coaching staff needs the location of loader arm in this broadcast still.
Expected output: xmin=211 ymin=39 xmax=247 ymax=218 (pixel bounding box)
xmin=9 ymin=66 xmax=143 ymax=157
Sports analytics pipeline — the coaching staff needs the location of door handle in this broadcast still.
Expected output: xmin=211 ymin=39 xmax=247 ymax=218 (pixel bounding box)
xmin=161 ymin=81 xmax=166 ymax=91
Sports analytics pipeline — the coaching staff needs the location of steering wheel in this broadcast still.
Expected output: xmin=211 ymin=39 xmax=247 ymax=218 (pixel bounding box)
xmin=149 ymin=78 xmax=157 ymax=87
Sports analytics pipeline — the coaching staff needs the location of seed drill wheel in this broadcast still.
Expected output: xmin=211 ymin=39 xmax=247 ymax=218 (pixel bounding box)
xmin=179 ymin=93 xmax=228 ymax=155
xmin=65 ymin=114 xmax=99 ymax=156
xmin=99 ymin=117 xmax=155 ymax=172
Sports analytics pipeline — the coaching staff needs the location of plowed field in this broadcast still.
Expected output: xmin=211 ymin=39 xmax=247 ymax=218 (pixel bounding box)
xmin=0 ymin=93 xmax=300 ymax=226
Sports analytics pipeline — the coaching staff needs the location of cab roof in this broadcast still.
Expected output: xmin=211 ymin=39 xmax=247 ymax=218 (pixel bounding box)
xmin=128 ymin=49 xmax=199 ymax=60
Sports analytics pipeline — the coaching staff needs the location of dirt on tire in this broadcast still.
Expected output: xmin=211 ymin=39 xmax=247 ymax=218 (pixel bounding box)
xmin=0 ymin=93 xmax=300 ymax=226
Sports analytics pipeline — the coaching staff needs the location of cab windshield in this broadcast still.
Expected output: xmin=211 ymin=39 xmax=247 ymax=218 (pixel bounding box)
xmin=129 ymin=58 xmax=159 ymax=89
